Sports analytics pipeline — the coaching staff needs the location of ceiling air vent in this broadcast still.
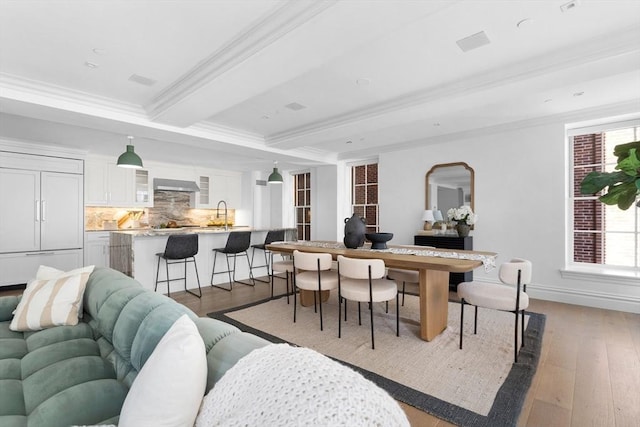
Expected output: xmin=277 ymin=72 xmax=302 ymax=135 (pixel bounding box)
xmin=128 ymin=74 xmax=157 ymax=86
xmin=456 ymin=31 xmax=491 ymax=52
xmin=285 ymin=102 xmax=306 ymax=111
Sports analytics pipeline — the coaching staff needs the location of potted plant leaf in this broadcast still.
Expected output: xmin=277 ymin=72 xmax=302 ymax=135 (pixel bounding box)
xmin=580 ymin=141 xmax=640 ymax=210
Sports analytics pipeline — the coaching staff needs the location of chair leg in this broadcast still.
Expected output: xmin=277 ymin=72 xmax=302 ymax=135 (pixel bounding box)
xmin=370 ymin=297 xmax=375 ymax=350
xmin=318 ymin=290 xmax=324 ymax=331
xmin=474 ymin=305 xmax=478 ymax=334
xmin=293 ymin=276 xmax=297 ymax=324
xmin=154 ymin=256 xmax=161 ymax=292
xmin=338 ymin=292 xmax=342 ymax=338
xmin=165 ymin=257 xmax=171 ymax=297
xmin=514 ymin=311 xmax=519 ymax=363
xmin=385 ymin=300 xmax=389 ymax=314
xmin=521 ymin=309 xmax=526 ymax=348
xmin=210 ymin=251 xmax=232 ymax=291
xmin=402 ymin=281 xmax=406 ymax=306
xmin=184 ymin=257 xmax=202 ymax=298
xmin=396 ymin=294 xmax=399 ymax=337
xmin=459 ymin=298 xmax=465 ymax=350
xmin=358 ymin=302 xmax=361 ymax=325
xmin=233 ymin=252 xmax=256 ymax=287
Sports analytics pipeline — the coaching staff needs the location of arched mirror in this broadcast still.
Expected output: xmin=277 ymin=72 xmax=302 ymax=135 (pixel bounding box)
xmin=425 ymin=162 xmax=474 ymax=220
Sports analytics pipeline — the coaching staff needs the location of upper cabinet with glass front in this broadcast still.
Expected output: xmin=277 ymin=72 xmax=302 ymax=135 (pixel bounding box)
xmin=85 ymin=156 xmax=152 ymax=207
xmin=425 ymin=162 xmax=474 ymax=217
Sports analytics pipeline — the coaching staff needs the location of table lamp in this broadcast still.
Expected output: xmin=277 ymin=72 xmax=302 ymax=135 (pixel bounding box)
xmin=422 ymin=210 xmax=435 ymax=230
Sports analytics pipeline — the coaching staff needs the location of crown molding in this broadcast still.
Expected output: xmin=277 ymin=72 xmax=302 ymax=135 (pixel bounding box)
xmin=336 ymin=100 xmax=640 ymax=161
xmin=145 ymin=0 xmax=337 ymax=121
xmin=0 ymin=136 xmax=87 ymax=159
xmin=0 ymin=72 xmax=144 ymax=117
xmin=267 ymin=25 xmax=640 ymax=147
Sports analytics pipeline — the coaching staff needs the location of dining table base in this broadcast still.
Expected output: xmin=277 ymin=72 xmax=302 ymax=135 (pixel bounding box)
xmin=420 ymin=269 xmax=450 ymax=341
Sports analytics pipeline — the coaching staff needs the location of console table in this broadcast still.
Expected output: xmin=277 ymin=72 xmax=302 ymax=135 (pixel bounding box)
xmin=414 ymin=235 xmax=473 ymax=290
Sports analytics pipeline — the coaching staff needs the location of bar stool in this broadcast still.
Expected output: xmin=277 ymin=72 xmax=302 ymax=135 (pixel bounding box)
xmin=155 ymin=234 xmax=201 ymax=298
xmin=250 ymin=229 xmax=285 ymax=283
xmin=211 ymin=231 xmax=255 ymax=291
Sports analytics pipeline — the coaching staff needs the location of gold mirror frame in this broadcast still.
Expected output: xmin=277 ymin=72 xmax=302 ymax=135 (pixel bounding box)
xmin=425 ymin=161 xmax=475 ymax=218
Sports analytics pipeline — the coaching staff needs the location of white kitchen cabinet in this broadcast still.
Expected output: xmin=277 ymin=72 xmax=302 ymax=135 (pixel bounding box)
xmin=211 ymin=172 xmax=242 ymax=209
xmin=85 ymin=231 xmax=110 ymax=267
xmin=85 ymin=157 xmax=136 ymax=206
xmin=0 ymin=169 xmax=83 ymax=253
xmin=0 ymin=250 xmax=83 ymax=286
xmin=133 ymin=169 xmax=152 ymax=207
xmin=0 ymin=150 xmax=84 ymax=286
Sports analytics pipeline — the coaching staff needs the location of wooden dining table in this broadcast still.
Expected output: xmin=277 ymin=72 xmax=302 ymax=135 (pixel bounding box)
xmin=266 ymin=241 xmax=497 ymax=341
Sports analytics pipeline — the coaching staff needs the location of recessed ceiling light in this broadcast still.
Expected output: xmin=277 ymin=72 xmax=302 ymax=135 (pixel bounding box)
xmin=573 ymin=91 xmax=584 ymax=97
xmin=560 ymin=0 xmax=580 ymax=13
xmin=356 ymin=78 xmax=371 ymax=86
xmin=517 ymin=18 xmax=533 ymax=29
xmin=92 ymin=48 xmax=107 ymax=55
xmin=84 ymin=61 xmax=99 ymax=69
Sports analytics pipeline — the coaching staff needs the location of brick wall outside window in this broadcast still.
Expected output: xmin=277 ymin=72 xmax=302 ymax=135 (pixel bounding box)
xmin=352 ymin=163 xmax=379 ymax=233
xmin=293 ymin=172 xmax=311 ymax=241
xmin=570 ymin=125 xmax=639 ymax=268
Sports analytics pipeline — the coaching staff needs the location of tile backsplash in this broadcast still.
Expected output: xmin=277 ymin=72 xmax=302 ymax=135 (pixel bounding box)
xmin=85 ymin=191 xmax=235 ymax=230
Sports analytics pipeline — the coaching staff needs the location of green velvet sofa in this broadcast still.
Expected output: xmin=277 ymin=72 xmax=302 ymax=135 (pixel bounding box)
xmin=0 ymin=267 xmax=270 ymax=427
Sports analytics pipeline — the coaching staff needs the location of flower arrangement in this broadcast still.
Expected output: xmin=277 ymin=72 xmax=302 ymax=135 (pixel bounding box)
xmin=447 ymin=205 xmax=477 ymax=225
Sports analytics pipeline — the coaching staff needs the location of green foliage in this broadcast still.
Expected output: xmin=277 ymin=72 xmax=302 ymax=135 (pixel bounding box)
xmin=580 ymin=141 xmax=640 ymax=210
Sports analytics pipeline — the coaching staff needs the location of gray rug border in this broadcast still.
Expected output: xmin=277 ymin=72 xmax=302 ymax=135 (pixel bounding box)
xmin=207 ymin=294 xmax=545 ymax=427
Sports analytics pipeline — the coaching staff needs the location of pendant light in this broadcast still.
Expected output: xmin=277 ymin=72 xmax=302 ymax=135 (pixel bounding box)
xmin=267 ymin=161 xmax=283 ymax=184
xmin=117 ymin=136 xmax=143 ymax=169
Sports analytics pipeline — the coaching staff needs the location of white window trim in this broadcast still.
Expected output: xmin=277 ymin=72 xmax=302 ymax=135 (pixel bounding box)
xmin=565 ymin=114 xmax=640 ymax=280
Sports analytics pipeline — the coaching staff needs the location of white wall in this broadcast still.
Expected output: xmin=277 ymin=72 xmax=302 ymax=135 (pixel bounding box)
xmin=312 ymin=165 xmax=339 ymax=240
xmin=377 ymin=119 xmax=639 ymax=313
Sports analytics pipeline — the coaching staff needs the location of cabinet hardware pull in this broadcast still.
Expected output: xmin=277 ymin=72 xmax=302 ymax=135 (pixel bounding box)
xmin=26 ymin=252 xmax=55 ymax=256
xmin=35 ymin=200 xmax=40 ymax=221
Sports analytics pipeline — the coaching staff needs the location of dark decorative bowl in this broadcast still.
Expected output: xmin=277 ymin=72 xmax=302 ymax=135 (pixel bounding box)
xmin=365 ymin=232 xmax=394 ymax=250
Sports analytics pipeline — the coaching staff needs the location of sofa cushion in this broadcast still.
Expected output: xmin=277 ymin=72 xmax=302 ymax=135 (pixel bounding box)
xmin=119 ymin=314 xmax=207 ymax=427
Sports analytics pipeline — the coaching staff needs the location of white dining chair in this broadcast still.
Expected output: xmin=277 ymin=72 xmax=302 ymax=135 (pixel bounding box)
xmin=337 ymin=255 xmax=399 ymax=349
xmin=292 ymin=250 xmax=339 ymax=331
xmin=457 ymin=258 xmax=532 ymax=363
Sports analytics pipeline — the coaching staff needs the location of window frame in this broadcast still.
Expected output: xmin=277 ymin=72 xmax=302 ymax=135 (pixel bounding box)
xmin=350 ymin=161 xmax=379 ymax=234
xmin=564 ymin=115 xmax=640 ymax=280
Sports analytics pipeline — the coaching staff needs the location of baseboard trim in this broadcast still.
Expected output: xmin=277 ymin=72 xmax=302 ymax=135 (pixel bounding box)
xmin=469 ymin=277 xmax=640 ymax=314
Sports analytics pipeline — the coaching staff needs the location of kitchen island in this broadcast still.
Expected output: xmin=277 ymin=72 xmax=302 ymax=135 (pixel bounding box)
xmin=110 ymin=227 xmax=295 ymax=293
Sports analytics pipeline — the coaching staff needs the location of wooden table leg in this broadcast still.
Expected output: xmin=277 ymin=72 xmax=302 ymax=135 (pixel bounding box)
xmin=299 ymin=289 xmax=330 ymax=307
xmin=419 ymin=269 xmax=450 ymax=341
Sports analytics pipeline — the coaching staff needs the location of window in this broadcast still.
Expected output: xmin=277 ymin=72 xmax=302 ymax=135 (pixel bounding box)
xmin=351 ymin=163 xmax=379 ymax=233
xmin=294 ymin=172 xmax=311 ymax=241
xmin=570 ymin=121 xmax=639 ymax=270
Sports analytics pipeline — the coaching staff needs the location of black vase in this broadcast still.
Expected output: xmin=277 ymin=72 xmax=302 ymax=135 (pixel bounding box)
xmin=343 ymin=214 xmax=366 ymax=248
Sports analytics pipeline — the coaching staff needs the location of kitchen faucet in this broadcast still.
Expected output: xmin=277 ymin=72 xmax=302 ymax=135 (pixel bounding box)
xmin=216 ymin=200 xmax=228 ymax=231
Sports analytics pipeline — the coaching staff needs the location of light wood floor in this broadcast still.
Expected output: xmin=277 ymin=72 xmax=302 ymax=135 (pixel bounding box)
xmin=3 ymin=277 xmax=638 ymax=427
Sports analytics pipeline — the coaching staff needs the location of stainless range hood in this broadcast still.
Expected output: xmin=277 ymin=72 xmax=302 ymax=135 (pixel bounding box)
xmin=153 ymin=178 xmax=200 ymax=192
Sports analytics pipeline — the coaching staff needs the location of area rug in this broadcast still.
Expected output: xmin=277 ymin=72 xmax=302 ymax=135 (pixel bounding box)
xmin=208 ymin=292 xmax=545 ymax=427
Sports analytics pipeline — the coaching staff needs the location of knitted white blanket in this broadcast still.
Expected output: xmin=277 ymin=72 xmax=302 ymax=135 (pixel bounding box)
xmin=195 ymin=344 xmax=409 ymax=427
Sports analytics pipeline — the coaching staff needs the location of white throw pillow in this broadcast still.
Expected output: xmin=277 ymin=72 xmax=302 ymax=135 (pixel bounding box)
xmin=196 ymin=344 xmax=410 ymax=427
xmin=10 ymin=265 xmax=94 ymax=331
xmin=118 ymin=314 xmax=207 ymax=427
xmin=36 ymin=265 xmax=92 ymax=317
